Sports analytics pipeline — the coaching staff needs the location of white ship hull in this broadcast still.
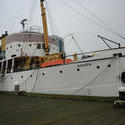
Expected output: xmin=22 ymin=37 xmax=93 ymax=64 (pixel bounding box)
xmin=1 ymin=48 xmax=125 ymax=97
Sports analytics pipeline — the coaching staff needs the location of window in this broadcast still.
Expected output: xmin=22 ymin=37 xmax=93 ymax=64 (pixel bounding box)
xmin=37 ymin=43 xmax=41 ymax=49
xmin=11 ymin=54 xmax=17 ymax=57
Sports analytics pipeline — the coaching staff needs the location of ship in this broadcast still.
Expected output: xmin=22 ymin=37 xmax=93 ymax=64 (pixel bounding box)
xmin=0 ymin=0 xmax=125 ymax=99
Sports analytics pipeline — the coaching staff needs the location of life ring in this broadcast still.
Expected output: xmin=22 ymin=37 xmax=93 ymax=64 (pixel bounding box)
xmin=121 ymin=72 xmax=125 ymax=83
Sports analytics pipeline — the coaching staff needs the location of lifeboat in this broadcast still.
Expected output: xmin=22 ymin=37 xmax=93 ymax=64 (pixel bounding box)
xmin=40 ymin=59 xmax=72 ymax=68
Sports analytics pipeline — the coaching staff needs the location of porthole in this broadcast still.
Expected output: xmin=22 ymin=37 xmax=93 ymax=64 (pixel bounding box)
xmin=60 ymin=70 xmax=63 ymax=73
xmin=97 ymin=66 xmax=100 ymax=69
xmin=77 ymin=68 xmax=80 ymax=71
xmin=42 ymin=73 xmax=45 ymax=76
xmin=18 ymin=44 xmax=21 ymax=47
xmin=10 ymin=46 xmax=12 ymax=48
xmin=29 ymin=44 xmax=32 ymax=47
xmin=21 ymin=76 xmax=23 ymax=78
xmin=108 ymin=64 xmax=111 ymax=67
xmin=30 ymin=75 xmax=32 ymax=77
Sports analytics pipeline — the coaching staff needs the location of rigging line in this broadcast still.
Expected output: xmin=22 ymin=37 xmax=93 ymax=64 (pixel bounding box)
xmin=46 ymin=1 xmax=59 ymax=35
xmin=29 ymin=0 xmax=36 ymax=25
xmin=28 ymin=0 xmax=35 ymax=26
xmin=71 ymin=58 xmax=115 ymax=95
xmin=64 ymin=34 xmax=84 ymax=53
xmin=71 ymin=35 xmax=84 ymax=53
xmin=59 ymin=0 xmax=113 ymax=33
xmin=47 ymin=1 xmax=59 ymax=35
xmin=0 ymin=0 xmax=22 ymax=30
xmin=11 ymin=0 xmax=27 ymax=25
xmin=32 ymin=69 xmax=39 ymax=91
xmin=98 ymin=36 xmax=112 ymax=49
xmin=45 ymin=1 xmax=54 ymax=34
xmin=60 ymin=0 xmax=125 ymax=41
xmin=33 ymin=0 xmax=38 ymax=25
xmin=72 ymin=0 xmax=125 ymax=40
xmin=18 ymin=70 xmax=36 ymax=86
xmin=65 ymin=38 xmax=73 ymax=49
xmin=0 ymin=0 xmax=23 ymax=33
xmin=9 ymin=1 xmax=29 ymax=33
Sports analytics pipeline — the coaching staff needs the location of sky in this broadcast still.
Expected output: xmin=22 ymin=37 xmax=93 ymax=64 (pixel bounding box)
xmin=0 ymin=0 xmax=125 ymax=55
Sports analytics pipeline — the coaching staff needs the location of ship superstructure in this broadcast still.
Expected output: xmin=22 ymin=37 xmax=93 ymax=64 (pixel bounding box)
xmin=0 ymin=0 xmax=125 ymax=100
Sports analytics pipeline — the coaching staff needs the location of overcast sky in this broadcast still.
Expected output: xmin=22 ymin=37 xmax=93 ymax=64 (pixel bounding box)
xmin=0 ymin=0 xmax=125 ymax=54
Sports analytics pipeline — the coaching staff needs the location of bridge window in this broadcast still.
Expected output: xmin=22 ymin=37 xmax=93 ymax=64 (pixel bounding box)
xmin=0 ymin=62 xmax=1 ymax=73
xmin=2 ymin=61 xmax=6 ymax=74
xmin=13 ymin=58 xmax=18 ymax=72
xmin=7 ymin=59 xmax=12 ymax=73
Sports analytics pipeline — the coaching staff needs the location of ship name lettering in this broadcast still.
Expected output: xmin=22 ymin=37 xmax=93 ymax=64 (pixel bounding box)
xmin=77 ymin=63 xmax=91 ymax=67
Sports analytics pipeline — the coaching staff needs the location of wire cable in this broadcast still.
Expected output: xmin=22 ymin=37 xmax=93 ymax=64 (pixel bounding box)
xmin=72 ymin=0 xmax=125 ymax=40
xmin=46 ymin=1 xmax=59 ymax=35
xmin=59 ymin=0 xmax=125 ymax=41
xmin=71 ymin=58 xmax=115 ymax=95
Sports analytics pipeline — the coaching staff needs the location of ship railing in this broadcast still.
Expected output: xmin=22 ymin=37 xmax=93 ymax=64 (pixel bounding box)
xmin=0 ymin=52 xmax=95 ymax=75
xmin=66 ymin=51 xmax=96 ymax=62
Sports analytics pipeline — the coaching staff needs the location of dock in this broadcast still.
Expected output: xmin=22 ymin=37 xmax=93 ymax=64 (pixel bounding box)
xmin=0 ymin=94 xmax=125 ymax=125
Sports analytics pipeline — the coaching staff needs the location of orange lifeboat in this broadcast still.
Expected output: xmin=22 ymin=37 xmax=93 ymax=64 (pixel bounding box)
xmin=40 ymin=59 xmax=72 ymax=68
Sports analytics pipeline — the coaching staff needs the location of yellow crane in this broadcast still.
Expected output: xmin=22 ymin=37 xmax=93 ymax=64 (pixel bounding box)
xmin=40 ymin=0 xmax=50 ymax=55
xmin=40 ymin=0 xmax=65 ymax=61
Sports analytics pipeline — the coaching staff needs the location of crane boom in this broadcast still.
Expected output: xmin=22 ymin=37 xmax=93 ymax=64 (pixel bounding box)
xmin=40 ymin=0 xmax=50 ymax=55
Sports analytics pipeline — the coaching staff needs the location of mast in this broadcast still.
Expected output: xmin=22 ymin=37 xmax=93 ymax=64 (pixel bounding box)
xmin=40 ymin=0 xmax=50 ymax=55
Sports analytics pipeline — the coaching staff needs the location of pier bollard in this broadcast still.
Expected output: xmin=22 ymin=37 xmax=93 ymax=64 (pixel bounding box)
xmin=15 ymin=85 xmax=20 ymax=95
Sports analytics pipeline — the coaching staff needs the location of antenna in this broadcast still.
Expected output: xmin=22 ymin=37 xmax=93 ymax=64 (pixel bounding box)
xmin=20 ymin=19 xmax=27 ymax=30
